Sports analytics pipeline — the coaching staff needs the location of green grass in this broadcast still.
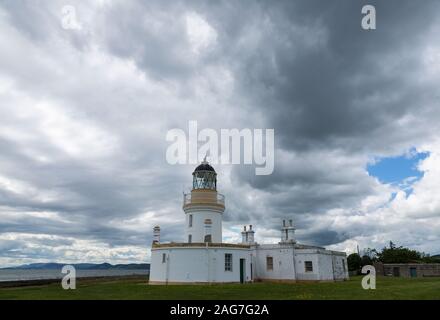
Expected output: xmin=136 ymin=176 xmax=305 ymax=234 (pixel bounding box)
xmin=0 ymin=276 xmax=439 ymax=300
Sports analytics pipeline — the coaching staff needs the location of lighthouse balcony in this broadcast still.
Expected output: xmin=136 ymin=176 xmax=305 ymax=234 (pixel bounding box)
xmin=183 ymin=191 xmax=225 ymax=209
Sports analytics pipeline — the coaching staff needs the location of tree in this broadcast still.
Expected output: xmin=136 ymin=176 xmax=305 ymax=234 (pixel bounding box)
xmin=347 ymin=253 xmax=362 ymax=271
xmin=361 ymin=255 xmax=373 ymax=267
xmin=362 ymin=247 xmax=378 ymax=261
xmin=377 ymin=242 xmax=422 ymax=263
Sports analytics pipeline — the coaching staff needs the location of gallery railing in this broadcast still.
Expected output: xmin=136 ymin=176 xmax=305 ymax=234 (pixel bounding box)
xmin=183 ymin=192 xmax=225 ymax=207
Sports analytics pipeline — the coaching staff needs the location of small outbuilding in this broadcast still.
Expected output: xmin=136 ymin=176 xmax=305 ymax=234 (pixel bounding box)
xmin=374 ymin=262 xmax=440 ymax=278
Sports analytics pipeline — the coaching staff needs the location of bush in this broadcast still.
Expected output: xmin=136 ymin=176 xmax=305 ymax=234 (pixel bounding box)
xmin=347 ymin=253 xmax=362 ymax=271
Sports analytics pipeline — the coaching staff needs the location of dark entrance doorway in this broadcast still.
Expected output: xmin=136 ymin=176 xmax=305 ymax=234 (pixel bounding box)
xmin=240 ymin=259 xmax=245 ymax=283
xmin=410 ymin=267 xmax=417 ymax=278
xmin=393 ymin=267 xmax=400 ymax=277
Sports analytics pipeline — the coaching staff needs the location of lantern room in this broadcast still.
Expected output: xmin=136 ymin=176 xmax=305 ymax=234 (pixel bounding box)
xmin=192 ymin=158 xmax=217 ymax=190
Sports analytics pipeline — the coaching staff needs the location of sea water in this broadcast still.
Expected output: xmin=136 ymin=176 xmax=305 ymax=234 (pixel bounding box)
xmin=0 ymin=269 xmax=149 ymax=282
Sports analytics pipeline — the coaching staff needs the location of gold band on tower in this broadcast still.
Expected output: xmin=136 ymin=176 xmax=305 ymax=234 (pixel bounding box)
xmin=183 ymin=189 xmax=225 ymax=210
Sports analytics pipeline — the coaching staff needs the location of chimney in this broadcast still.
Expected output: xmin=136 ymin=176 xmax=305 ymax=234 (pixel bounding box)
xmin=247 ymin=225 xmax=255 ymax=244
xmin=153 ymin=225 xmax=161 ymax=244
xmin=241 ymin=226 xmax=247 ymax=244
xmin=280 ymin=218 xmax=296 ymax=244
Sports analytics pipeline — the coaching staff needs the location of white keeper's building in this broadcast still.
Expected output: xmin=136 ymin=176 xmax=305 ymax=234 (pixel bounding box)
xmin=149 ymin=161 xmax=349 ymax=284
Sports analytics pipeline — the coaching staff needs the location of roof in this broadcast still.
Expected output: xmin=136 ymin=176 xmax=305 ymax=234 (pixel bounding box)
xmin=152 ymin=242 xmax=250 ymax=249
xmin=194 ymin=162 xmax=216 ymax=172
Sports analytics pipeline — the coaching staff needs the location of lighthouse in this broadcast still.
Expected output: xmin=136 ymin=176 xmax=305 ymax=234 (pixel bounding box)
xmin=183 ymin=158 xmax=225 ymax=243
xmin=149 ymin=160 xmax=349 ymax=284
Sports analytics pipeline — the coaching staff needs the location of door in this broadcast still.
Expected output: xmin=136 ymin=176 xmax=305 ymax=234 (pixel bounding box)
xmin=393 ymin=267 xmax=400 ymax=277
xmin=410 ymin=267 xmax=417 ymax=278
xmin=240 ymin=259 xmax=245 ymax=283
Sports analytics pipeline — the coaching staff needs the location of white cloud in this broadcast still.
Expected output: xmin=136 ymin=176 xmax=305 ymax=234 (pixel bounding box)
xmin=185 ymin=11 xmax=217 ymax=55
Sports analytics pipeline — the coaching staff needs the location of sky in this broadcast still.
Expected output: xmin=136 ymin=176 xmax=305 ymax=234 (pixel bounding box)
xmin=1 ymin=0 xmax=440 ymax=267
xmin=367 ymin=149 xmax=429 ymax=197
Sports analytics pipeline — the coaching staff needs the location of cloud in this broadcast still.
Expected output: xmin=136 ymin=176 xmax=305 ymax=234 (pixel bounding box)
xmin=1 ymin=0 xmax=440 ymax=266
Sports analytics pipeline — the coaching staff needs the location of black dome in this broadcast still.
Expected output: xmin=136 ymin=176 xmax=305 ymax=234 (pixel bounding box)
xmin=194 ymin=163 xmax=216 ymax=172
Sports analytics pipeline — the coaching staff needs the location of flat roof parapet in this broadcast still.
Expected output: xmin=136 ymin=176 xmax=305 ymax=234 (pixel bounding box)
xmin=152 ymin=242 xmax=251 ymax=249
xmin=294 ymin=243 xmax=326 ymax=250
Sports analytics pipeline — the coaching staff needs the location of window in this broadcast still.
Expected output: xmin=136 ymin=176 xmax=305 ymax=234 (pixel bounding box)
xmin=189 ymin=214 xmax=193 ymax=227
xmin=162 ymin=253 xmax=166 ymax=263
xmin=342 ymin=259 xmax=346 ymax=272
xmin=266 ymin=256 xmax=273 ymax=271
xmin=305 ymin=261 xmax=313 ymax=272
xmin=188 ymin=234 xmax=192 ymax=243
xmin=204 ymin=234 xmax=212 ymax=243
xmin=225 ymin=253 xmax=233 ymax=271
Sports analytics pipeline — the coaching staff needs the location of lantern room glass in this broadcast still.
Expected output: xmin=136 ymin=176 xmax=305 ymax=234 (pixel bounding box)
xmin=192 ymin=170 xmax=217 ymax=190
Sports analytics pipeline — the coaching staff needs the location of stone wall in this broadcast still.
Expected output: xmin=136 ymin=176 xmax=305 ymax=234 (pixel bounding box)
xmin=374 ymin=262 xmax=440 ymax=278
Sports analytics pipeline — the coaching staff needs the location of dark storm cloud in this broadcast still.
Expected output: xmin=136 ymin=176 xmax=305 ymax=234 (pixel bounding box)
xmin=299 ymin=230 xmax=349 ymax=247
xmin=97 ymin=1 xmax=195 ymax=80
xmin=207 ymin=0 xmax=440 ymax=151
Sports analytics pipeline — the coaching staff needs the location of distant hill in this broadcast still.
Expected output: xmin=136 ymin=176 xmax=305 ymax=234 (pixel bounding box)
xmin=1 ymin=263 xmax=150 ymax=270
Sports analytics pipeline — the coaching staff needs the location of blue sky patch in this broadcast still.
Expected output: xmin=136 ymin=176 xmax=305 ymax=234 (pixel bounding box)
xmin=367 ymin=149 xmax=429 ymax=196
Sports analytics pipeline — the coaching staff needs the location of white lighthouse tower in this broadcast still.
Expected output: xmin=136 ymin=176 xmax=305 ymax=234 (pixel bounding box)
xmin=150 ymin=160 xmax=252 ymax=284
xmin=183 ymin=158 xmax=225 ymax=243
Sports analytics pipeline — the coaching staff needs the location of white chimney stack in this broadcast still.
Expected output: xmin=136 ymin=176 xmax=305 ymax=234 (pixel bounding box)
xmin=280 ymin=219 xmax=296 ymax=244
xmin=153 ymin=225 xmax=161 ymax=244
xmin=241 ymin=226 xmax=247 ymax=244
xmin=247 ymin=225 xmax=255 ymax=244
xmin=241 ymin=225 xmax=255 ymax=244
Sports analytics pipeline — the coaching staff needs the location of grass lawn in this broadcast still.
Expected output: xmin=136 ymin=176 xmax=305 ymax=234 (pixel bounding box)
xmin=0 ymin=276 xmax=439 ymax=300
